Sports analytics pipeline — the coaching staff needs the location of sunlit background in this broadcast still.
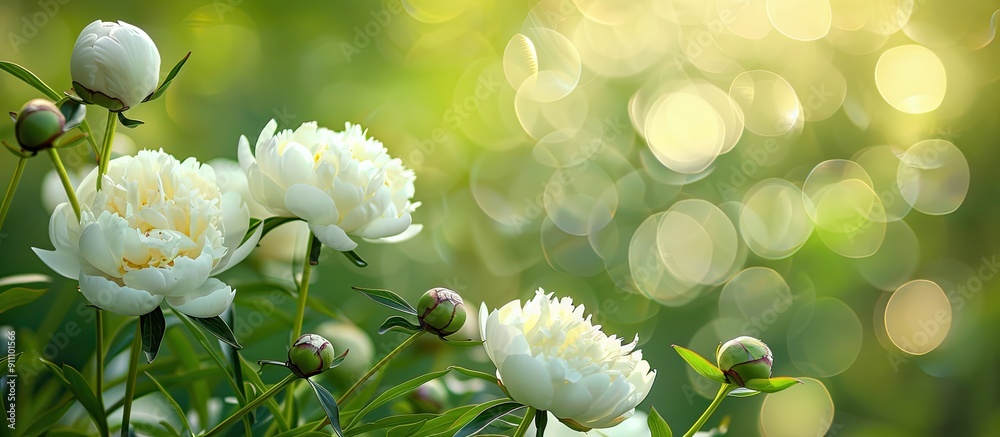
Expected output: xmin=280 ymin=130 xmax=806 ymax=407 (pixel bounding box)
xmin=2 ymin=0 xmax=1000 ymax=435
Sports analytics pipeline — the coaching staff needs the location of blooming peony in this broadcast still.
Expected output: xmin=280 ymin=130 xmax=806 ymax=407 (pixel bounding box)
xmin=33 ymin=149 xmax=263 ymax=317
xmin=237 ymin=120 xmax=420 ymax=252
xmin=480 ymin=289 xmax=656 ymax=430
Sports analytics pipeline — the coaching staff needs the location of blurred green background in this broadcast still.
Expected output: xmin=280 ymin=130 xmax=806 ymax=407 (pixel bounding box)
xmin=3 ymin=0 xmax=1000 ymax=436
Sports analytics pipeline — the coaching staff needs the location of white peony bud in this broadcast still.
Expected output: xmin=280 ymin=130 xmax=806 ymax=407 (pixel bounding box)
xmin=71 ymin=20 xmax=160 ymax=111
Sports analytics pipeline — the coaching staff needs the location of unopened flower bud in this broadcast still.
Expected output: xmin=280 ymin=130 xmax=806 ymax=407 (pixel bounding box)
xmin=287 ymin=334 xmax=336 ymax=378
xmin=71 ymin=20 xmax=160 ymax=111
xmin=14 ymin=99 xmax=65 ymax=151
xmin=417 ymin=287 xmax=466 ymax=337
xmin=717 ymin=336 xmax=773 ymax=386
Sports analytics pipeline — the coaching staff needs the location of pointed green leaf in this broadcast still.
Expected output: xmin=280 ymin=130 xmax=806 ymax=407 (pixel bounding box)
xmin=743 ymin=377 xmax=802 ymax=393
xmin=534 ymin=409 xmax=548 ymax=436
xmin=140 ymin=306 xmax=166 ymax=363
xmin=388 ymin=422 xmax=427 ymax=437
xmin=117 ymin=111 xmax=144 ymax=128
xmin=307 ymin=379 xmax=343 ymax=437
xmin=242 ymin=216 xmax=302 ymax=245
xmin=648 ymin=407 xmax=672 ymax=437
xmin=21 ymin=397 xmax=74 ymax=437
xmin=351 ymin=368 xmax=451 ymax=425
xmin=238 ymin=354 xmax=290 ymax=432
xmin=353 ymin=286 xmax=417 ymax=315
xmin=40 ymin=360 xmax=110 ymax=436
xmin=8 ymin=112 xmax=15 ymax=122
xmin=342 ymin=250 xmax=367 ymax=267
xmin=222 ymin=307 xmax=251 ymax=424
xmin=329 ymin=348 xmax=350 ymax=369
xmin=404 ymin=404 xmax=478 ymax=437
xmin=52 ymin=131 xmax=88 ymax=149
xmin=0 ymin=287 xmax=47 ymax=313
xmin=344 ymin=413 xmax=435 ymax=437
xmin=452 ymin=401 xmax=526 ymax=437
xmin=190 ymin=315 xmax=242 ymax=349
xmin=447 ymin=366 xmax=498 ymax=385
xmin=441 ymin=338 xmax=484 ymax=348
xmin=58 ymin=99 xmax=87 ymax=130
xmin=672 ymin=345 xmax=726 ymax=384
xmin=377 ymin=316 xmax=423 ymax=334
xmin=726 ymin=387 xmax=761 ymax=397
xmin=144 ymin=372 xmax=193 ymax=436
xmin=145 ymin=52 xmax=191 ymax=102
xmin=0 ymin=61 xmax=60 ymax=99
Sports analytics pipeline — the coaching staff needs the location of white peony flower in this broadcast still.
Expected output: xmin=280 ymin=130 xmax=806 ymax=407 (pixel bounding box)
xmin=479 ymin=289 xmax=656 ymax=431
xmin=32 ymin=149 xmax=263 ymax=317
xmin=238 ymin=120 xmax=420 ymax=251
xmin=71 ymin=20 xmax=160 ymax=111
xmin=527 ymin=410 xmax=652 ymax=437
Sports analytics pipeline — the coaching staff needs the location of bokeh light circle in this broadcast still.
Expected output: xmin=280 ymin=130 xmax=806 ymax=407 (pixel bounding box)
xmin=875 ymin=45 xmax=947 ymax=114
xmin=895 ymin=139 xmax=970 ymax=215
xmin=729 ymin=70 xmax=802 ymax=137
xmin=543 ymin=164 xmax=619 ymax=236
xmin=629 ymin=213 xmax=703 ymax=306
xmin=760 ymin=378 xmax=835 ymax=437
xmin=766 ymin=0 xmax=833 ymax=41
xmin=657 ymin=200 xmax=739 ymax=285
xmin=644 ymin=89 xmax=726 ymax=174
xmin=503 ymin=28 xmax=582 ymax=103
xmin=885 ymin=279 xmax=952 ymax=355
xmin=740 ymin=179 xmax=814 ymax=259
xmin=788 ymin=297 xmax=863 ymax=377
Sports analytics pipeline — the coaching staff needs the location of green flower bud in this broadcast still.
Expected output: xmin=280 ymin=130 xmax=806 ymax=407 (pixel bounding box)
xmin=405 ymin=380 xmax=448 ymax=413
xmin=287 ymin=334 xmax=336 ymax=378
xmin=417 ymin=287 xmax=466 ymax=337
xmin=14 ymin=99 xmax=65 ymax=151
xmin=717 ymin=336 xmax=773 ymax=386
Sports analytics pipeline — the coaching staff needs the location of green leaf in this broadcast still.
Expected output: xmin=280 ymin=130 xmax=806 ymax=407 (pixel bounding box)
xmin=307 ymin=379 xmax=344 ymax=437
xmin=342 ymin=250 xmax=368 ymax=267
xmin=452 ymin=401 xmax=526 ymax=437
xmin=222 ymin=307 xmax=250 ymax=424
xmin=672 ymin=345 xmax=726 ymax=384
xmin=648 ymin=407 xmax=672 ymax=437
xmin=441 ymin=338 xmax=484 ymax=348
xmin=21 ymin=397 xmax=74 ymax=437
xmin=350 ymin=368 xmax=451 ymax=425
xmin=0 ymin=287 xmax=46 ymax=313
xmin=117 ymin=111 xmax=144 ymax=128
xmin=329 ymin=348 xmax=350 ymax=369
xmin=726 ymin=387 xmax=761 ymax=398
xmin=353 ymin=286 xmax=417 ymax=315
xmin=378 ymin=316 xmax=423 ymax=334
xmin=145 ymin=52 xmax=191 ymax=102
xmin=388 ymin=422 xmax=427 ymax=437
xmin=140 ymin=307 xmax=166 ymax=363
xmin=534 ymin=409 xmax=548 ymax=436
xmin=344 ymin=413 xmax=436 ymax=436
xmin=239 ymin=354 xmax=290 ymax=432
xmin=242 ymin=216 xmax=301 ymax=245
xmin=41 ymin=360 xmax=110 ymax=436
xmin=743 ymin=377 xmax=802 ymax=393
xmin=405 ymin=404 xmax=478 ymax=437
xmin=0 ymin=352 xmax=20 ymax=373
xmin=190 ymin=315 xmax=242 ymax=349
xmin=447 ymin=366 xmax=498 ymax=385
xmin=0 ymin=61 xmax=61 ymax=99
xmin=144 ymin=371 xmax=194 ymax=436
xmin=58 ymin=99 xmax=87 ymax=130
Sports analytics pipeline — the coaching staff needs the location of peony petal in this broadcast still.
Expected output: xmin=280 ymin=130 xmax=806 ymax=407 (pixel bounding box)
xmin=79 ymin=272 xmax=162 ymax=316
xmin=166 ymin=278 xmax=234 ymax=318
xmin=310 ymin=223 xmax=357 ymax=251
xmin=284 ymin=184 xmax=339 ymax=224
xmin=548 ymin=377 xmax=594 ymax=420
xmin=357 ymin=214 xmax=411 ymax=240
xmin=237 ymin=135 xmax=256 ymax=172
xmin=499 ymin=354 xmax=554 ymax=411
xmin=122 ymin=249 xmax=213 ymax=297
xmin=364 ymin=223 xmax=422 ymax=244
xmin=32 ymin=248 xmax=80 ymax=280
xmin=78 ymin=217 xmax=123 ymax=278
xmin=212 ymin=221 xmax=263 ymax=275
xmin=276 ymin=142 xmax=316 ymax=187
xmin=246 ymin=164 xmax=290 ymax=215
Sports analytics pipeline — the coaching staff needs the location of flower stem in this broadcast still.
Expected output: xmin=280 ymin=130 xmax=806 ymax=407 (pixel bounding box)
xmin=683 ymin=384 xmax=734 ymax=437
xmin=513 ymin=407 xmax=536 ymax=437
xmin=204 ymin=373 xmax=297 ymax=437
xmin=95 ymin=309 xmax=105 ymax=416
xmin=0 ymin=156 xmax=26 ymax=231
xmin=78 ymin=118 xmax=101 ymax=158
xmin=291 ymin=233 xmax=316 ymax=340
xmin=121 ymin=321 xmax=142 ymax=436
xmin=47 ymin=148 xmax=81 ymax=220
xmin=97 ymin=110 xmax=116 ymax=191
xmin=320 ymin=331 xmax=426 ymax=431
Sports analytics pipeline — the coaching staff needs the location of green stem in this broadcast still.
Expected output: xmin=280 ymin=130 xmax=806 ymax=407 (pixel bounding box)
xmin=120 ymin=321 xmax=142 ymax=436
xmin=321 ymin=331 xmax=426 ymax=431
xmin=683 ymin=384 xmax=733 ymax=437
xmin=204 ymin=373 xmax=297 ymax=437
xmin=78 ymin=118 xmax=101 ymax=158
xmin=291 ymin=233 xmax=316 ymax=340
xmin=97 ymin=110 xmax=116 ymax=191
xmin=95 ymin=310 xmax=105 ymax=416
xmin=47 ymin=148 xmax=81 ymax=220
xmin=0 ymin=156 xmax=26 ymax=231
xmin=513 ymin=407 xmax=536 ymax=437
